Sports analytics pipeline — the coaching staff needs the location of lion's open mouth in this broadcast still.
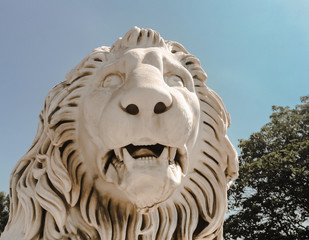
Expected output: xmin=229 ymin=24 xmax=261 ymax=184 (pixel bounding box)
xmin=103 ymin=144 xmax=187 ymax=174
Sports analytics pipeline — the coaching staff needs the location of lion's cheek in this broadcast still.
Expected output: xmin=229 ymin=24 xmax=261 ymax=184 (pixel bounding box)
xmin=169 ymin=90 xmax=200 ymax=150
xmin=78 ymin=91 xmax=116 ymax=172
xmin=80 ymin=90 xmax=123 ymax=147
xmin=99 ymin=106 xmax=140 ymax=148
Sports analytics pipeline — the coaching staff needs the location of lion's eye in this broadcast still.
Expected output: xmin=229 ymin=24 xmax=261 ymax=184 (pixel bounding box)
xmin=102 ymin=74 xmax=123 ymax=88
xmin=164 ymin=75 xmax=184 ymax=88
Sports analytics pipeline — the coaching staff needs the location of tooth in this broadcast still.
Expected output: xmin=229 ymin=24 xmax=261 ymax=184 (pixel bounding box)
xmin=179 ymin=147 xmax=189 ymax=175
xmin=114 ymin=148 xmax=123 ymax=162
xmin=167 ymin=165 xmax=182 ymax=184
xmin=123 ymin=148 xmax=134 ymax=170
xmin=105 ymin=164 xmax=118 ymax=183
xmin=158 ymin=147 xmax=169 ymax=166
xmin=115 ymin=161 xmax=123 ymax=169
xmin=161 ymin=147 xmax=169 ymax=159
xmin=169 ymin=147 xmax=177 ymax=163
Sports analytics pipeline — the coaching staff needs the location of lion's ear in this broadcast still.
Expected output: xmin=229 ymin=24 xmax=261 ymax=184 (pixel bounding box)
xmin=66 ymin=47 xmax=110 ymax=82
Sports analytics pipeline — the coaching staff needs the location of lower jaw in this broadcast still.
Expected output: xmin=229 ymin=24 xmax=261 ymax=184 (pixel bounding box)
xmin=120 ymin=168 xmax=180 ymax=210
xmin=102 ymin=157 xmax=182 ymax=209
xmin=99 ymin=145 xmax=186 ymax=208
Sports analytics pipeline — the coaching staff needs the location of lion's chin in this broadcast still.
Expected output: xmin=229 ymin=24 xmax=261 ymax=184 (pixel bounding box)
xmin=100 ymin=144 xmax=188 ymax=209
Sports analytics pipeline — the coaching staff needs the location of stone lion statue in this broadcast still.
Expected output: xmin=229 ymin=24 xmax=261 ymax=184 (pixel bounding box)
xmin=1 ymin=27 xmax=238 ymax=240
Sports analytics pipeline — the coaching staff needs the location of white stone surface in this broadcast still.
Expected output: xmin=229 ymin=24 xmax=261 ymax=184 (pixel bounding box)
xmin=1 ymin=27 xmax=238 ymax=240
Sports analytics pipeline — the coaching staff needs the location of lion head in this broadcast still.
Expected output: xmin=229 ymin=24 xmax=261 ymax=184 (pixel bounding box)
xmin=2 ymin=27 xmax=238 ymax=240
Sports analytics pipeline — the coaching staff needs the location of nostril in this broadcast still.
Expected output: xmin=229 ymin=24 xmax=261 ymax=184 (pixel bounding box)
xmin=154 ymin=102 xmax=167 ymax=114
xmin=125 ymin=104 xmax=139 ymax=115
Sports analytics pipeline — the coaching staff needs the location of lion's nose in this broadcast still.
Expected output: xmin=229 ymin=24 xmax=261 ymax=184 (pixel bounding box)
xmin=125 ymin=104 xmax=139 ymax=115
xmin=154 ymin=102 xmax=168 ymax=114
xmin=121 ymin=88 xmax=172 ymax=115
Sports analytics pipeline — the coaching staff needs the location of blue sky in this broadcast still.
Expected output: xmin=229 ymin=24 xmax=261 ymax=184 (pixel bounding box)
xmin=0 ymin=0 xmax=308 ymax=193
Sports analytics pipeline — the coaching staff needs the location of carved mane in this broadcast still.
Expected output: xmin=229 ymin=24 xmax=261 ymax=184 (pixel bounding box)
xmin=3 ymin=27 xmax=238 ymax=240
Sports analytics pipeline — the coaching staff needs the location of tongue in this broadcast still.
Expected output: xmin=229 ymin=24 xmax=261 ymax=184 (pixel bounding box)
xmin=131 ymin=148 xmax=156 ymax=158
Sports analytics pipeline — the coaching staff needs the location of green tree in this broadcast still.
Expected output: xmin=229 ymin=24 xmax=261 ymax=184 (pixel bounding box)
xmin=224 ymin=96 xmax=309 ymax=239
xmin=0 ymin=192 xmax=9 ymax=234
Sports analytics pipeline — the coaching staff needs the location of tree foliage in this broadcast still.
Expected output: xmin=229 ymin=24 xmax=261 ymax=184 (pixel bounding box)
xmin=224 ymin=96 xmax=309 ymax=239
xmin=0 ymin=192 xmax=9 ymax=234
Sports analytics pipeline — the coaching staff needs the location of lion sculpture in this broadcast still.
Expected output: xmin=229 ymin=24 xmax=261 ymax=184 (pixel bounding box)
xmin=1 ymin=27 xmax=238 ymax=240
